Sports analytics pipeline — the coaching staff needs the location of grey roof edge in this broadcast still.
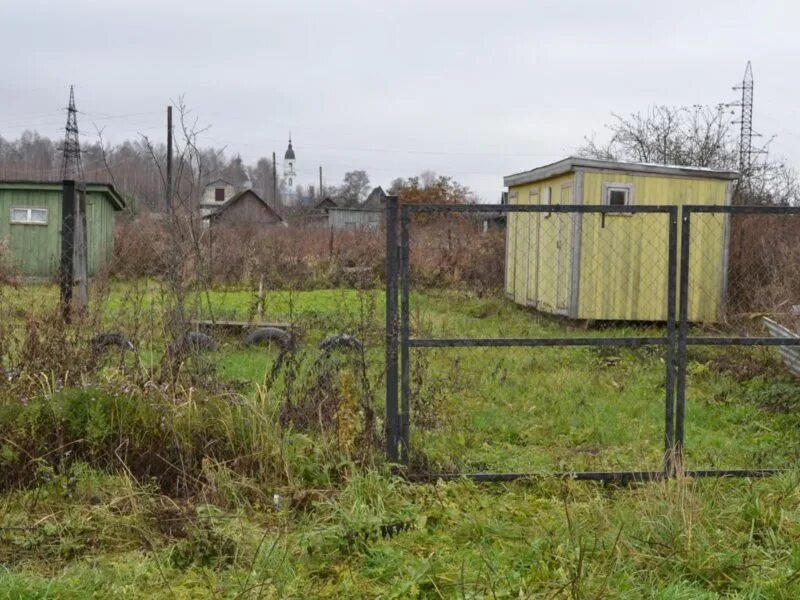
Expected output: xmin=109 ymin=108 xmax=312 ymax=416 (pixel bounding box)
xmin=328 ymin=207 xmax=383 ymax=213
xmin=503 ymin=157 xmax=739 ymax=187
xmin=0 ymin=179 xmax=126 ymax=210
xmin=204 ymin=177 xmax=234 ymax=187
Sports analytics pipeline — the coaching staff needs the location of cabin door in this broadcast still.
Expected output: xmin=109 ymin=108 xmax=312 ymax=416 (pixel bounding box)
xmin=555 ymin=185 xmax=573 ymax=313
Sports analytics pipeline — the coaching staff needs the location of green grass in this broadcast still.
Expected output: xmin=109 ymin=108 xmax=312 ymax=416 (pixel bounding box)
xmin=2 ymin=283 xmax=800 ymax=597
xmin=3 ymin=469 xmax=800 ymax=598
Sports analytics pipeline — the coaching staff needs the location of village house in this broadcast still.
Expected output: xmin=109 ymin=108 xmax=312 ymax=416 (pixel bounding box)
xmin=202 ymin=187 xmax=285 ymax=228
xmin=199 ymin=177 xmax=236 ymax=219
xmin=304 ymin=197 xmax=338 ymax=226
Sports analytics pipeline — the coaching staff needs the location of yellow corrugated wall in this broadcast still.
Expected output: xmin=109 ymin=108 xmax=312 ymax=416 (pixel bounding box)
xmin=506 ymin=173 xmax=575 ymax=313
xmin=578 ymin=171 xmax=728 ymax=321
xmin=506 ymin=170 xmax=729 ymax=322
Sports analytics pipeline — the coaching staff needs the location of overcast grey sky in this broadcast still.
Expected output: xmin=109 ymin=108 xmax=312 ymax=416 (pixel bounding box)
xmin=2 ymin=0 xmax=799 ymax=200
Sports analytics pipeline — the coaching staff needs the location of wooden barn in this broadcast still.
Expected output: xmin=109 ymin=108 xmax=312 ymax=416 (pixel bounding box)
xmin=0 ymin=180 xmax=125 ymax=279
xmin=203 ymin=189 xmax=285 ymax=228
xmin=503 ymin=157 xmax=738 ymax=322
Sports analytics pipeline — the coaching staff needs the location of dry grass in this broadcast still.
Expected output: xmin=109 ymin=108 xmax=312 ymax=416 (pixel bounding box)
xmin=727 ymin=214 xmax=800 ymax=330
xmin=111 ymin=215 xmax=506 ymax=292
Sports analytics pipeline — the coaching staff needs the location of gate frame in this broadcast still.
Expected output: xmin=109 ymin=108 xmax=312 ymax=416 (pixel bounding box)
xmin=386 ymin=202 xmax=679 ymax=482
xmin=675 ymin=204 xmax=800 ymax=479
xmin=386 ymin=201 xmax=800 ymax=482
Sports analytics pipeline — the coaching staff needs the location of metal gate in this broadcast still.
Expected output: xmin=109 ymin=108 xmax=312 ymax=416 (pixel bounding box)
xmin=385 ymin=199 xmax=800 ymax=482
xmin=675 ymin=204 xmax=800 ymax=478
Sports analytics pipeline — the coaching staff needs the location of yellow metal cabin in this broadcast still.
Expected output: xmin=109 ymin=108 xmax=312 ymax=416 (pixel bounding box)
xmin=503 ymin=157 xmax=738 ymax=322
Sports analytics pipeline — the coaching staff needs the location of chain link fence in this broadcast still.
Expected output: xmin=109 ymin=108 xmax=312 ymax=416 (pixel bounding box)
xmin=676 ymin=205 xmax=800 ymax=476
xmin=385 ymin=200 xmax=800 ymax=482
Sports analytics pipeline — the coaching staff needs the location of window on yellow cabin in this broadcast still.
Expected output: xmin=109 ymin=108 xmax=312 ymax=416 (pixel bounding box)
xmin=603 ymin=183 xmax=634 ymax=207
xmin=608 ymin=189 xmax=628 ymax=205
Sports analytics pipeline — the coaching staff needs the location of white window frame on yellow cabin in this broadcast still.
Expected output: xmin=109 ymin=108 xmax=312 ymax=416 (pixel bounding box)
xmin=602 ymin=182 xmax=634 ymax=215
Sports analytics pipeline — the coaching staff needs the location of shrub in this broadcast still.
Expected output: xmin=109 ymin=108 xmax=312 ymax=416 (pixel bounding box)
xmin=727 ymin=214 xmax=800 ymax=330
xmin=111 ymin=215 xmax=506 ymax=292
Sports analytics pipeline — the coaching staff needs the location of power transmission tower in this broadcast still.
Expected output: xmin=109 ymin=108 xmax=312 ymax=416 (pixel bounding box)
xmin=59 ymin=85 xmax=88 ymax=316
xmin=61 ymin=85 xmax=84 ymax=181
xmin=732 ymin=61 xmax=761 ymax=191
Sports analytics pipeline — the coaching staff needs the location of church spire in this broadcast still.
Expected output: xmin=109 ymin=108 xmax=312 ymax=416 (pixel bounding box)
xmin=284 ymin=135 xmax=295 ymax=160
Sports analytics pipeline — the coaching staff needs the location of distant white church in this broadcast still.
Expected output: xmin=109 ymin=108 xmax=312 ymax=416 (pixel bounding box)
xmin=282 ymin=137 xmax=317 ymax=206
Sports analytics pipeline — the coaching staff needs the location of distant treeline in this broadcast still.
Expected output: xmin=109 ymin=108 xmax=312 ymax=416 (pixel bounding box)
xmin=0 ymin=130 xmax=277 ymax=212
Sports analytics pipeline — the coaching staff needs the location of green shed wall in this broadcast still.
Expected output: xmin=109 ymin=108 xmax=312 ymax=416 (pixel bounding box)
xmin=0 ymin=186 xmax=117 ymax=279
xmin=87 ymin=192 xmax=116 ymax=275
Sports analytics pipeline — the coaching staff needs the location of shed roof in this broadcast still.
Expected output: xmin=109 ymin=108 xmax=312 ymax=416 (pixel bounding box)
xmin=314 ymin=197 xmax=338 ymax=210
xmin=0 ymin=180 xmax=127 ymax=210
xmin=504 ymin=157 xmax=739 ymax=187
xmin=203 ymin=188 xmax=284 ymax=222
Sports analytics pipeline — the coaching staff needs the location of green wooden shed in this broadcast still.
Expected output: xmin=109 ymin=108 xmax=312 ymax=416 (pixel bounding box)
xmin=0 ymin=181 xmax=126 ymax=279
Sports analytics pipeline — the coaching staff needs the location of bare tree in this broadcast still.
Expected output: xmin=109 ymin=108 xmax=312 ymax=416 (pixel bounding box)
xmin=222 ymin=153 xmax=249 ymax=191
xmin=248 ymin=157 xmax=276 ymax=205
xmin=579 ymin=105 xmax=737 ymax=168
xmin=388 ymin=172 xmax=474 ymax=205
xmin=138 ymin=98 xmax=221 ymax=379
xmin=579 ymin=104 xmax=798 ymax=205
xmin=339 ymin=170 xmax=370 ymax=206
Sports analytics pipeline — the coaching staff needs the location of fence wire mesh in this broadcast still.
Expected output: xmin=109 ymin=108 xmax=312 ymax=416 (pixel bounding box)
xmin=388 ymin=203 xmax=678 ymax=480
xmin=677 ymin=206 xmax=800 ymax=475
xmin=387 ymin=202 xmax=800 ymax=482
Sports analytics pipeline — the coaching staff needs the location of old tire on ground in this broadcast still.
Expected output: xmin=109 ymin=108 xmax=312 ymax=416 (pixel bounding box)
xmin=319 ymin=333 xmax=363 ymax=354
xmin=243 ymin=327 xmax=293 ymax=350
xmin=91 ymin=332 xmax=135 ymax=355
xmin=180 ymin=331 xmax=218 ymax=352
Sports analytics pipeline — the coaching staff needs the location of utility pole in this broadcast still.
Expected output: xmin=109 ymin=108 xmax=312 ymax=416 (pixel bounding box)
xmin=166 ymin=105 xmax=173 ymax=216
xmin=319 ymin=165 xmax=323 ymax=199
xmin=60 ymin=86 xmax=88 ymax=318
xmin=272 ymin=151 xmax=277 ymax=203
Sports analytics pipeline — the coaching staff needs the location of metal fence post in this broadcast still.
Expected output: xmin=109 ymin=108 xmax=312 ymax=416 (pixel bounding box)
xmin=675 ymin=206 xmax=692 ymax=476
xmin=385 ymin=195 xmax=400 ymax=463
xmin=664 ymin=207 xmax=678 ymax=476
xmin=400 ymin=205 xmax=411 ymax=464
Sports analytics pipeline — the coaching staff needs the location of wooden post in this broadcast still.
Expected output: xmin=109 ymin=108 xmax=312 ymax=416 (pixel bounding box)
xmin=166 ymin=106 xmax=173 ymax=215
xmin=272 ymin=152 xmax=277 ymax=203
xmin=257 ymin=275 xmax=265 ymax=321
xmin=60 ymin=180 xmax=76 ymax=321
xmin=72 ymin=184 xmax=89 ymax=312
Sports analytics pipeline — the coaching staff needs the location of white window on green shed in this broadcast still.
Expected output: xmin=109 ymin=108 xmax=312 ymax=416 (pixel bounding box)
xmin=11 ymin=207 xmax=48 ymax=225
